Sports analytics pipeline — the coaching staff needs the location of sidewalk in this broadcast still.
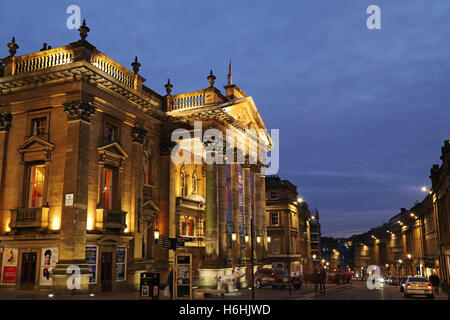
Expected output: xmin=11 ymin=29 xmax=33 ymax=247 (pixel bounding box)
xmin=0 ymin=283 xmax=353 ymax=300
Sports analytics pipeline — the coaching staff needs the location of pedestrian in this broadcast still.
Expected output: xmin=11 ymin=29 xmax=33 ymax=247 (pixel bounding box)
xmin=319 ymin=266 xmax=326 ymax=293
xmin=312 ymin=266 xmax=320 ymax=294
xmin=167 ymin=266 xmax=174 ymax=299
xmin=429 ymin=273 xmax=440 ymax=295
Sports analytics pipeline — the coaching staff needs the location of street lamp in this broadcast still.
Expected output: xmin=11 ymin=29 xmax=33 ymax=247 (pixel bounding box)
xmin=421 ymin=186 xmax=428 ymax=193
xmin=407 ymin=254 xmax=412 ymax=260
xmin=312 ymin=254 xmax=317 ymax=260
xmin=297 ymin=197 xmax=304 ymax=204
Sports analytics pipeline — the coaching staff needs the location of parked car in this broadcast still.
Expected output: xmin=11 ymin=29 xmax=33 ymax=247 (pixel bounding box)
xmin=404 ymin=276 xmax=434 ymax=298
xmin=254 ymin=268 xmax=302 ymax=289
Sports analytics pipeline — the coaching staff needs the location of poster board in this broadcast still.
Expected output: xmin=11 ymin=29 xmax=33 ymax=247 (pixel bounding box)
xmin=86 ymin=245 xmax=98 ymax=283
xmin=174 ymin=254 xmax=192 ymax=300
xmin=40 ymin=247 xmax=58 ymax=285
xmin=1 ymin=248 xmax=18 ymax=284
xmin=115 ymin=246 xmax=126 ymax=281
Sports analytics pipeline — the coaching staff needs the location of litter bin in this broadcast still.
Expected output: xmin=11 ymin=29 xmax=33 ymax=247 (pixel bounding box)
xmin=140 ymin=272 xmax=160 ymax=300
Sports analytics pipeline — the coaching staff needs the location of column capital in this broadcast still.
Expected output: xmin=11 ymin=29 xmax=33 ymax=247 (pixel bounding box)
xmin=63 ymin=100 xmax=96 ymax=122
xmin=132 ymin=125 xmax=147 ymax=144
xmin=0 ymin=112 xmax=12 ymax=131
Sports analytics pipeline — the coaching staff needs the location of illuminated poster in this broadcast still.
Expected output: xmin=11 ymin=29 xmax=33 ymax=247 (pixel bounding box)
xmin=115 ymin=246 xmax=126 ymax=281
xmin=238 ymin=166 xmax=245 ymax=243
xmin=85 ymin=246 xmax=98 ymax=283
xmin=250 ymin=171 xmax=255 ymax=220
xmin=40 ymin=247 xmax=58 ymax=285
xmin=225 ymin=164 xmax=232 ymax=229
xmin=1 ymin=248 xmax=18 ymax=284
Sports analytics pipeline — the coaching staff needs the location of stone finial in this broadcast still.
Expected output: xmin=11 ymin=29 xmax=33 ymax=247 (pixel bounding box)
xmin=131 ymin=56 xmax=141 ymax=74
xmin=7 ymin=37 xmax=19 ymax=57
xmin=40 ymin=43 xmax=48 ymax=51
xmin=207 ymin=70 xmax=216 ymax=87
xmin=132 ymin=125 xmax=147 ymax=144
xmin=78 ymin=19 xmax=90 ymax=40
xmin=0 ymin=112 xmax=12 ymax=131
xmin=63 ymin=100 xmax=96 ymax=122
xmin=164 ymin=79 xmax=173 ymax=95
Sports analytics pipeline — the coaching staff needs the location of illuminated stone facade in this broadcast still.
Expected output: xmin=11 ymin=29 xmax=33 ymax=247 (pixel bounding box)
xmin=0 ymin=24 xmax=270 ymax=292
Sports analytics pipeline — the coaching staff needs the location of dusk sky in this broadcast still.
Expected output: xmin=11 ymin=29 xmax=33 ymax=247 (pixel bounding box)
xmin=2 ymin=0 xmax=450 ymax=238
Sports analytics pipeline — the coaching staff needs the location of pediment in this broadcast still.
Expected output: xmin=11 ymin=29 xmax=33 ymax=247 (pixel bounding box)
xmin=18 ymin=136 xmax=55 ymax=154
xmin=143 ymin=199 xmax=160 ymax=212
xmin=97 ymin=142 xmax=128 ymax=166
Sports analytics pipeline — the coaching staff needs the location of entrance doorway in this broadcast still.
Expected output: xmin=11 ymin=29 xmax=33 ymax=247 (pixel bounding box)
xmin=20 ymin=252 xmax=37 ymax=288
xmin=101 ymin=252 xmax=113 ymax=292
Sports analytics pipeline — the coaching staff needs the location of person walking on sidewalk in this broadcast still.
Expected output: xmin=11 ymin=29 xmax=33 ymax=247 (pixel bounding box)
xmin=429 ymin=273 xmax=440 ymax=295
xmin=313 ymin=265 xmax=320 ymax=294
xmin=319 ymin=266 xmax=327 ymax=294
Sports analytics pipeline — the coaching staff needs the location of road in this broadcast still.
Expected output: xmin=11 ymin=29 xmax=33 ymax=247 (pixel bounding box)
xmin=298 ymin=280 xmax=449 ymax=300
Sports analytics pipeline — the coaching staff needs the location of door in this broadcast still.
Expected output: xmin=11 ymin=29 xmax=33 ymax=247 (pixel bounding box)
xmin=101 ymin=252 xmax=113 ymax=292
xmin=21 ymin=252 xmax=37 ymax=288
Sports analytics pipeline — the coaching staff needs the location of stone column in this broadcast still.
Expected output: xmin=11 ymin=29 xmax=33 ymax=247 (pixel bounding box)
xmin=204 ymin=161 xmax=219 ymax=265
xmin=131 ymin=125 xmax=147 ymax=260
xmin=0 ymin=112 xmax=12 ymax=233
xmin=217 ymin=163 xmax=227 ymax=264
xmin=52 ymin=100 xmax=96 ymax=293
xmin=244 ymin=167 xmax=251 ymax=261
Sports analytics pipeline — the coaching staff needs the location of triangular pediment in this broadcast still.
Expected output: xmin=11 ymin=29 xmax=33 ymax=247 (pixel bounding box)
xmin=143 ymin=199 xmax=159 ymax=212
xmin=18 ymin=136 xmax=55 ymax=154
xmin=97 ymin=142 xmax=128 ymax=159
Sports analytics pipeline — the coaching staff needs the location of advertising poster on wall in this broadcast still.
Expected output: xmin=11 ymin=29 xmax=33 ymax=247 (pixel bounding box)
xmin=85 ymin=246 xmax=98 ymax=283
xmin=40 ymin=247 xmax=58 ymax=285
xmin=1 ymin=248 xmax=18 ymax=284
xmin=115 ymin=246 xmax=126 ymax=281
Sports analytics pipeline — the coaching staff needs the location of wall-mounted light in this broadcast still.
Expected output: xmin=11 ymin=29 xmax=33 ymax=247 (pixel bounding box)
xmin=267 ymin=236 xmax=271 ymax=243
xmin=231 ymin=232 xmax=237 ymax=242
xmin=154 ymin=228 xmax=160 ymax=240
xmin=245 ymin=234 xmax=249 ymax=243
xmin=407 ymin=254 xmax=412 ymax=260
xmin=256 ymin=236 xmax=261 ymax=244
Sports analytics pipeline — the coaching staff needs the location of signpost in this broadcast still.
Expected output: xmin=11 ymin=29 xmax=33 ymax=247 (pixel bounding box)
xmin=155 ymin=238 xmax=194 ymax=300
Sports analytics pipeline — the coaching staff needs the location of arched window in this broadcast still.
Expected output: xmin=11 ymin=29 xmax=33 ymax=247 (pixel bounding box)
xmin=180 ymin=168 xmax=185 ymax=197
xmin=180 ymin=216 xmax=186 ymax=236
xmin=187 ymin=216 xmax=195 ymax=237
xmin=192 ymin=171 xmax=197 ymax=194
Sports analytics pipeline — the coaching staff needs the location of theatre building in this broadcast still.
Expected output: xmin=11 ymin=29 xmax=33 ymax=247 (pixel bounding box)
xmin=0 ymin=22 xmax=271 ymax=292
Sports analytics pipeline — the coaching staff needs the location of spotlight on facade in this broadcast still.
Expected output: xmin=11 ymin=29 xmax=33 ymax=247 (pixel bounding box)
xmin=421 ymin=186 xmax=428 ymax=192
xmin=297 ymin=197 xmax=304 ymax=204
xmin=154 ymin=228 xmax=160 ymax=240
xmin=231 ymin=232 xmax=237 ymax=242
xmin=266 ymin=236 xmax=271 ymax=243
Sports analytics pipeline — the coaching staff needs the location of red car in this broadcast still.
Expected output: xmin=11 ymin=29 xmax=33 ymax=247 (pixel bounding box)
xmin=254 ymin=268 xmax=302 ymax=289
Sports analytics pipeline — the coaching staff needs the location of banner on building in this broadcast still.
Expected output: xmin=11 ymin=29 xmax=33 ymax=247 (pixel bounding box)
xmin=40 ymin=247 xmax=58 ymax=286
xmin=86 ymin=245 xmax=98 ymax=283
xmin=1 ymin=248 xmax=18 ymax=284
xmin=115 ymin=246 xmax=126 ymax=281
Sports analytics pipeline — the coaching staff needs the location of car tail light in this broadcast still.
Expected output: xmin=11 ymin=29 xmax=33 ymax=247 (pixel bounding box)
xmin=427 ymin=284 xmax=432 ymax=289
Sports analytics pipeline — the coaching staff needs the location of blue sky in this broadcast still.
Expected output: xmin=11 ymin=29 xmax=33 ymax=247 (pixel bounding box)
xmin=2 ymin=0 xmax=450 ymax=237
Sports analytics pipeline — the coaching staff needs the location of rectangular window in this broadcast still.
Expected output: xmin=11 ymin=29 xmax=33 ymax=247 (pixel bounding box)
xmin=104 ymin=123 xmax=117 ymax=142
xmin=31 ymin=117 xmax=47 ymax=136
xmin=270 ymin=212 xmax=279 ymax=226
xmin=272 ymin=236 xmax=280 ymax=255
xmin=269 ymin=192 xmax=278 ymax=200
xmin=28 ymin=164 xmax=45 ymax=208
xmin=102 ymin=168 xmax=113 ymax=209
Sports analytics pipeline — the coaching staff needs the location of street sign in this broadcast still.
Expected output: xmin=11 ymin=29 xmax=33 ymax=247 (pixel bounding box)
xmin=156 ymin=237 xmax=194 ymax=251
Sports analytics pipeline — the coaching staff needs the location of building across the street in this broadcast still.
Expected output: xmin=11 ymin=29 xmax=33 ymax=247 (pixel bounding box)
xmin=0 ymin=22 xmax=272 ymax=292
xmin=265 ymin=176 xmax=312 ymax=275
xmin=350 ymin=140 xmax=450 ymax=292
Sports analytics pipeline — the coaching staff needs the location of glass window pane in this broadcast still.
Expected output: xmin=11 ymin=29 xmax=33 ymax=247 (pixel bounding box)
xmin=29 ymin=164 xmax=45 ymax=208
